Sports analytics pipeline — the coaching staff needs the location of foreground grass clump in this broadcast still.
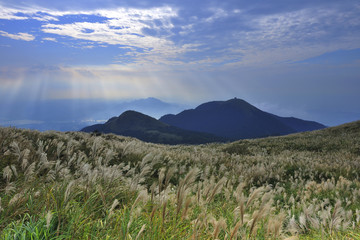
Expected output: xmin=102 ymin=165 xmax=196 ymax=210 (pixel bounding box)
xmin=1 ymin=121 xmax=360 ymax=239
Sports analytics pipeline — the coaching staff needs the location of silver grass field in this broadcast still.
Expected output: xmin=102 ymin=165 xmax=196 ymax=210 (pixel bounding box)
xmin=0 ymin=121 xmax=360 ymax=239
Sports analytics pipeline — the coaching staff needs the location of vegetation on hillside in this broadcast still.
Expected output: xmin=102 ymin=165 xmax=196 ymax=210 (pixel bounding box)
xmin=1 ymin=121 xmax=360 ymax=239
xmin=82 ymin=110 xmax=225 ymax=145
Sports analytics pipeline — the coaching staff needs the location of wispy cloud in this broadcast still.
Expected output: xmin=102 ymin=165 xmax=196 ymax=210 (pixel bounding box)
xmin=39 ymin=7 xmax=185 ymax=64
xmin=0 ymin=6 xmax=29 ymax=20
xmin=1 ymin=3 xmax=359 ymax=66
xmin=0 ymin=5 xmax=58 ymax=21
xmin=182 ymin=4 xmax=360 ymax=66
xmin=0 ymin=5 xmax=189 ymax=64
xmin=42 ymin=37 xmax=57 ymax=42
xmin=0 ymin=30 xmax=35 ymax=41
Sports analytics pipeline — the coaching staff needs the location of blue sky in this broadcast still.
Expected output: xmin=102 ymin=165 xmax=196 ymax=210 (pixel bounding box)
xmin=0 ymin=0 xmax=360 ymax=127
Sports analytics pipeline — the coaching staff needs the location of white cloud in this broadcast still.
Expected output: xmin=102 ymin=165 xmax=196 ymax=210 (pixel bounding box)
xmin=0 ymin=5 xmax=58 ymax=21
xmin=32 ymin=15 xmax=58 ymax=21
xmin=204 ymin=8 xmax=228 ymax=23
xmin=222 ymin=5 xmax=360 ymax=66
xmin=38 ymin=7 xmax=192 ymax=64
xmin=42 ymin=37 xmax=57 ymax=42
xmin=0 ymin=4 xmax=197 ymax=64
xmin=1 ymin=3 xmax=359 ymax=67
xmin=0 ymin=6 xmax=184 ymax=56
xmin=169 ymin=4 xmax=360 ymax=67
xmin=0 ymin=7 xmax=28 ymax=20
xmin=41 ymin=20 xmax=175 ymax=56
xmin=0 ymin=30 xmax=35 ymax=41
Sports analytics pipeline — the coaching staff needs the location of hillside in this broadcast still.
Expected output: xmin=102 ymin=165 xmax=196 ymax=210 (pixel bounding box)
xmin=1 ymin=120 xmax=359 ymax=239
xmin=81 ymin=110 xmax=225 ymax=144
xmin=224 ymin=120 xmax=360 ymax=155
xmin=160 ymin=98 xmax=326 ymax=140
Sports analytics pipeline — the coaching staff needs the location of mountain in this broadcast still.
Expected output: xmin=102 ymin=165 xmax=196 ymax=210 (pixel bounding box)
xmin=81 ymin=110 xmax=225 ymax=145
xmin=159 ymin=98 xmax=326 ymax=140
xmin=118 ymin=97 xmax=188 ymax=119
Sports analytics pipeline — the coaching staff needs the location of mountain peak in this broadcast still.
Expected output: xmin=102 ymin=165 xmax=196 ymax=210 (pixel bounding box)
xmin=145 ymin=97 xmax=162 ymax=102
xmin=82 ymin=110 xmax=225 ymax=144
xmin=226 ymin=98 xmax=252 ymax=105
xmin=160 ymin=98 xmax=326 ymax=140
xmin=131 ymin=97 xmax=168 ymax=105
xmin=119 ymin=110 xmax=152 ymax=118
xmin=195 ymin=98 xmax=258 ymax=112
xmin=83 ymin=98 xmax=326 ymax=143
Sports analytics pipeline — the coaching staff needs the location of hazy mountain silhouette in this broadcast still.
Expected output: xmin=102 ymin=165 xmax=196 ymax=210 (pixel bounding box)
xmin=111 ymin=97 xmax=188 ymax=119
xmin=81 ymin=110 xmax=225 ymax=144
xmin=159 ymin=98 xmax=326 ymax=140
xmin=1 ymin=97 xmax=186 ymax=132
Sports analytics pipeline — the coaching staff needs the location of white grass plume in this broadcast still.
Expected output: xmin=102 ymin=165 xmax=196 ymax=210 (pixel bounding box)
xmin=109 ymin=199 xmax=119 ymax=217
xmin=211 ymin=217 xmax=227 ymax=239
xmin=21 ymin=158 xmax=29 ymax=171
xmin=56 ymin=141 xmax=65 ymax=160
xmin=4 ymin=181 xmax=16 ymax=194
xmin=131 ymin=189 xmax=148 ymax=212
xmin=25 ymin=162 xmax=36 ymax=181
xmin=206 ymin=177 xmax=226 ymax=203
xmin=8 ymin=192 xmax=23 ymax=206
xmin=135 ymin=224 xmax=146 ymax=240
xmin=0 ymin=197 xmax=3 ymax=213
xmin=158 ymin=167 xmax=166 ymax=193
xmin=9 ymin=141 xmax=21 ymax=160
xmin=64 ymin=180 xmax=75 ymax=203
xmin=2 ymin=166 xmax=12 ymax=182
xmin=10 ymin=165 xmax=18 ymax=178
xmin=46 ymin=211 xmax=53 ymax=229
xmin=164 ymin=167 xmax=176 ymax=191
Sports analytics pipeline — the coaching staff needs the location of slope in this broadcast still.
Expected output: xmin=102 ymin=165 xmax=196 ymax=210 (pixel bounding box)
xmin=160 ymin=98 xmax=326 ymax=140
xmin=81 ymin=110 xmax=225 ymax=144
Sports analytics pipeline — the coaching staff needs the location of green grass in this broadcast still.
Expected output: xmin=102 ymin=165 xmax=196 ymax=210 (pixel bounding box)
xmin=1 ymin=121 xmax=360 ymax=239
xmin=1 ymin=213 xmax=59 ymax=240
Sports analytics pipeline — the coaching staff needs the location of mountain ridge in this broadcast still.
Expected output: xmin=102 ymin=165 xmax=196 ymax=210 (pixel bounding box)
xmin=81 ymin=110 xmax=225 ymax=145
xmin=82 ymin=98 xmax=326 ymax=144
xmin=159 ymin=98 xmax=326 ymax=140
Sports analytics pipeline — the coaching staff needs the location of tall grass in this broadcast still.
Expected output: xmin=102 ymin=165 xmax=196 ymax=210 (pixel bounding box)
xmin=0 ymin=122 xmax=360 ymax=239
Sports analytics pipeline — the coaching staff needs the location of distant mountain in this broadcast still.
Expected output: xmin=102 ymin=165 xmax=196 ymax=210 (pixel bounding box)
xmin=159 ymin=98 xmax=326 ymax=140
xmin=109 ymin=97 xmax=188 ymax=119
xmin=1 ymin=97 xmax=187 ymax=132
xmin=83 ymin=98 xmax=326 ymax=143
xmin=81 ymin=110 xmax=225 ymax=145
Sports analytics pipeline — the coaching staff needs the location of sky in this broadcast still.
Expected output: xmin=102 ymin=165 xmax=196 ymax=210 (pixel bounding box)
xmin=0 ymin=0 xmax=360 ymax=128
